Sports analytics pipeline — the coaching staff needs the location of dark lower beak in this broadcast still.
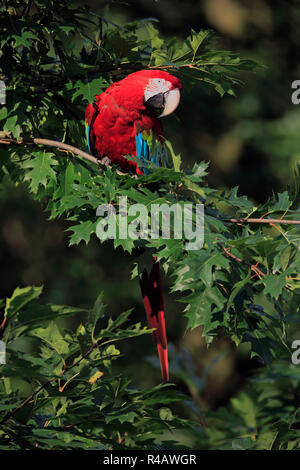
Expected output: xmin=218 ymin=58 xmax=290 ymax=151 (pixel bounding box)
xmin=145 ymin=92 xmax=165 ymax=111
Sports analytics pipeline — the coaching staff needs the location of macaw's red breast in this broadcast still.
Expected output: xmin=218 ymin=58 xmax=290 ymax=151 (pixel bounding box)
xmin=85 ymin=70 xmax=181 ymax=172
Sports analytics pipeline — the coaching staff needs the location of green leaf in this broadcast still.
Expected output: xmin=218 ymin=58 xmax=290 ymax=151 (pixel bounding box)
xmin=188 ymin=29 xmax=211 ymax=57
xmin=68 ymin=220 xmax=97 ymax=245
xmin=31 ymin=322 xmax=69 ymax=356
xmin=165 ymin=140 xmax=182 ymax=172
xmin=4 ymin=286 xmax=43 ymax=322
xmin=88 ymin=292 xmax=106 ymax=341
xmin=159 ymin=407 xmax=174 ymax=421
xmin=271 ymin=191 xmax=291 ymax=212
xmin=184 ymin=286 xmax=226 ymax=336
xmin=76 ymin=323 xmax=90 ymax=356
xmin=72 ymin=78 xmax=108 ymax=103
xmin=279 ymin=245 xmax=292 ymax=271
xmin=145 ymin=23 xmax=164 ymax=50
xmin=22 ymin=151 xmax=58 ymax=193
xmin=263 ymin=273 xmax=287 ymax=299
xmin=231 ymin=393 xmax=258 ymax=429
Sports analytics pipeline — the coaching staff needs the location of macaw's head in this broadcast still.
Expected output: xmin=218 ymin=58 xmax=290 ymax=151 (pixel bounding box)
xmin=119 ymin=69 xmax=182 ymax=118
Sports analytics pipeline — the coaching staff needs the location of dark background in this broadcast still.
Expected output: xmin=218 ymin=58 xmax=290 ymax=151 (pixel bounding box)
xmin=1 ymin=0 xmax=299 ymax=408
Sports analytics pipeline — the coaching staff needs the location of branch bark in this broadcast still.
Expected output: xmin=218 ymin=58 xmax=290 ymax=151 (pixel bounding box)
xmin=0 ymin=134 xmax=99 ymax=165
xmin=225 ymin=217 xmax=300 ymax=225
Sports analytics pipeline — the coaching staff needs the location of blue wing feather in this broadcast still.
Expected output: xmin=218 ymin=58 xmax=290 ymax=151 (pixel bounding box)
xmin=86 ymin=123 xmax=91 ymax=153
xmin=136 ymin=133 xmax=143 ymax=160
xmin=135 ymin=131 xmax=161 ymax=175
xmin=143 ymin=139 xmax=149 ymax=161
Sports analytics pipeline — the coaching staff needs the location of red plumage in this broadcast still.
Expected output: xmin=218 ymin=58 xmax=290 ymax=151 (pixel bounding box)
xmin=85 ymin=69 xmax=182 ymax=172
xmin=86 ymin=70 xmax=182 ymax=381
xmin=139 ymin=257 xmax=169 ymax=381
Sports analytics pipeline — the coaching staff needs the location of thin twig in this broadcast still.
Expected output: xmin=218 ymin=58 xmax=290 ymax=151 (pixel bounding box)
xmin=148 ymin=62 xmax=246 ymax=69
xmin=224 ymin=217 xmax=300 ymax=225
xmin=33 ymin=138 xmax=99 ymax=165
xmin=217 ymin=242 xmax=265 ymax=279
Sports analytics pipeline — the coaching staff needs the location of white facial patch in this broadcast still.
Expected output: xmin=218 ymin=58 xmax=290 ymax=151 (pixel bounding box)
xmin=144 ymin=78 xmax=172 ymax=102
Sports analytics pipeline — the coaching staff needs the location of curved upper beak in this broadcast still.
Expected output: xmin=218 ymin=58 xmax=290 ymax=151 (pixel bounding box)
xmin=145 ymin=88 xmax=181 ymax=118
xmin=159 ymin=88 xmax=180 ymax=118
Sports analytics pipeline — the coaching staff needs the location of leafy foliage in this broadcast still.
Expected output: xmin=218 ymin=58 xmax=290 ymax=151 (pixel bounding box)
xmin=0 ymin=0 xmax=299 ymax=450
xmin=197 ymin=360 xmax=300 ymax=450
xmin=0 ymin=287 xmax=192 ymax=449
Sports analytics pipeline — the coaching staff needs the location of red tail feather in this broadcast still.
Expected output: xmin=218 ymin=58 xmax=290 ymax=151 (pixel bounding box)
xmin=139 ymin=257 xmax=169 ymax=382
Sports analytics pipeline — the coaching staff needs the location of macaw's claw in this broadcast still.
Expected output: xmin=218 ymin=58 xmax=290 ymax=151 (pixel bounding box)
xmin=100 ymin=156 xmax=112 ymax=166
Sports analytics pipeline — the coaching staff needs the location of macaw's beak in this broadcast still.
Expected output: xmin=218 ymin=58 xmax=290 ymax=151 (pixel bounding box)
xmin=145 ymin=88 xmax=180 ymax=118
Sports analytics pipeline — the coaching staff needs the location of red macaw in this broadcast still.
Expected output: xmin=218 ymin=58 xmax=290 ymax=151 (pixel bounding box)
xmin=85 ymin=70 xmax=182 ymax=381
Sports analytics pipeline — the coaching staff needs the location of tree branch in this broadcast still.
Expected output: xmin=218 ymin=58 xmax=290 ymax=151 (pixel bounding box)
xmin=0 ymin=134 xmax=99 ymax=165
xmin=224 ymin=217 xmax=300 ymax=225
xmin=0 ymin=133 xmax=128 ymax=175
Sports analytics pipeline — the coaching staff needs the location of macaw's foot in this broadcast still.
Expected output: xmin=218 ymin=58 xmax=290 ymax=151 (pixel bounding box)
xmin=100 ymin=156 xmax=112 ymax=166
